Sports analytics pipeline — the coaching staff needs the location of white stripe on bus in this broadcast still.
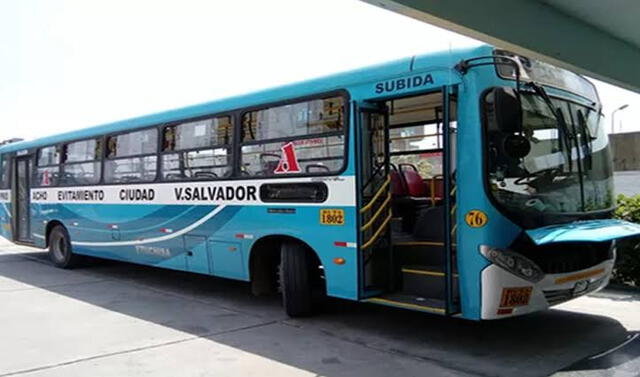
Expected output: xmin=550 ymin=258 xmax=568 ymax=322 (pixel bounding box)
xmin=33 ymin=205 xmax=227 ymax=247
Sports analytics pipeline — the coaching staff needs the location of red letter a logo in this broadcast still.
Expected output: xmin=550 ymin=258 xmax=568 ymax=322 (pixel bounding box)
xmin=273 ymin=142 xmax=301 ymax=174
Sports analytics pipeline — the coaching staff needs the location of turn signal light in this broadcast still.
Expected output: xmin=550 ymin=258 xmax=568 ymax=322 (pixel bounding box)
xmin=333 ymin=257 xmax=346 ymax=265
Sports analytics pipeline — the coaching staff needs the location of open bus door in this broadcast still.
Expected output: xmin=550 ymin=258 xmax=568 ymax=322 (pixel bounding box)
xmin=357 ymin=87 xmax=459 ymax=315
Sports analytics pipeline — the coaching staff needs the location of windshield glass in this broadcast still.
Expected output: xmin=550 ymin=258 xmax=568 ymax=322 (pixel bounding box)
xmin=484 ymin=90 xmax=614 ymax=225
xmin=494 ymin=50 xmax=599 ymax=104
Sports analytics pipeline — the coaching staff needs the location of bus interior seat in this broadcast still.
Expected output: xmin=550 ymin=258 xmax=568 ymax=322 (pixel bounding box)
xmin=165 ymin=173 xmax=184 ymax=180
xmin=194 ymin=171 xmax=218 ymax=179
xmin=390 ymin=170 xmax=407 ymax=197
xmin=306 ymin=164 xmax=331 ymax=173
xmin=390 ymin=165 xmax=429 ymax=232
xmin=402 ymin=169 xmax=428 ymax=197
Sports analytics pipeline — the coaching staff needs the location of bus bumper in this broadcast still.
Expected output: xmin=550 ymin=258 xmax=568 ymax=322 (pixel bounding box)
xmin=480 ymin=258 xmax=613 ymax=320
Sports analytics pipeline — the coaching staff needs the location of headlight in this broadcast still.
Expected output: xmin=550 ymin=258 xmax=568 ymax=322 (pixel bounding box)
xmin=480 ymin=245 xmax=544 ymax=283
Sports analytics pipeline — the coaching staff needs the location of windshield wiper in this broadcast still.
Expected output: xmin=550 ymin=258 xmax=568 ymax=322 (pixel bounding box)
xmin=525 ymin=82 xmax=574 ymax=173
xmin=576 ymin=109 xmax=594 ymax=170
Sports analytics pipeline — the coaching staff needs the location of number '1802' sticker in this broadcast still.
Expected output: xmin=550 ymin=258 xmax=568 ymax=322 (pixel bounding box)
xmin=320 ymin=209 xmax=344 ymax=225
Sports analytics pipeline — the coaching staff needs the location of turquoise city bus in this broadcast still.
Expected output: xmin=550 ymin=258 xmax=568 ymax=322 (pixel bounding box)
xmin=1 ymin=45 xmax=639 ymax=320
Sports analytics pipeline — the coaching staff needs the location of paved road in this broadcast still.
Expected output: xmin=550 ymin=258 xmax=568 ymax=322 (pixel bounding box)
xmin=1 ymin=238 xmax=639 ymax=377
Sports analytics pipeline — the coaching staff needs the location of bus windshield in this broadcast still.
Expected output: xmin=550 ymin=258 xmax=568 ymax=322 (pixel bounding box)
xmin=484 ymin=90 xmax=614 ymax=225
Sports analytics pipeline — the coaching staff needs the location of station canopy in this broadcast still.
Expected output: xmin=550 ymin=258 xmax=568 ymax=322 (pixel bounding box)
xmin=363 ymin=0 xmax=640 ymax=93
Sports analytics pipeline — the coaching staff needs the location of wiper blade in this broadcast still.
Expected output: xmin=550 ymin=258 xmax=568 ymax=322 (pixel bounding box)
xmin=526 ymin=82 xmax=574 ymax=173
xmin=576 ymin=109 xmax=593 ymax=169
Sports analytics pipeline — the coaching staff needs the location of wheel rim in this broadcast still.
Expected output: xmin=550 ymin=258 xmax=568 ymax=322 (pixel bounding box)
xmin=52 ymin=233 xmax=66 ymax=261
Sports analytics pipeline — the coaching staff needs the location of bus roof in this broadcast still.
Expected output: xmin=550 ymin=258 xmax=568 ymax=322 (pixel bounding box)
xmin=0 ymin=44 xmax=491 ymax=154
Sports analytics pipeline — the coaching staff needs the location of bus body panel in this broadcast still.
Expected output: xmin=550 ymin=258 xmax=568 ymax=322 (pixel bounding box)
xmin=0 ymin=190 xmax=11 ymax=240
xmin=450 ymin=74 xmax=523 ymax=320
xmin=28 ymin=176 xmax=360 ymax=300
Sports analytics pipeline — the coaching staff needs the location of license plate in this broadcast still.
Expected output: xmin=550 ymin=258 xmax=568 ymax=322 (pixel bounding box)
xmin=320 ymin=209 xmax=345 ymax=225
xmin=500 ymin=287 xmax=533 ymax=308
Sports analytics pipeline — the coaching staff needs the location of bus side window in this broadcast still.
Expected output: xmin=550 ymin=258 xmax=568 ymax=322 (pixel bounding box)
xmin=104 ymin=129 xmax=158 ymax=183
xmin=160 ymin=116 xmax=233 ymax=181
xmin=239 ymin=96 xmax=346 ymax=177
xmin=60 ymin=138 xmax=102 ymax=186
xmin=34 ymin=145 xmax=60 ymax=187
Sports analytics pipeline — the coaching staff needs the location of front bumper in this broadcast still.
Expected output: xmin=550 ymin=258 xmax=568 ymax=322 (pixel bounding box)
xmin=480 ymin=258 xmax=613 ymax=319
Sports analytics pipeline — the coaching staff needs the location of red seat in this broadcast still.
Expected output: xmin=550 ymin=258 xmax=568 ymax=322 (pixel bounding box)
xmin=402 ymin=169 xmax=428 ymax=197
xmin=390 ymin=170 xmax=407 ymax=197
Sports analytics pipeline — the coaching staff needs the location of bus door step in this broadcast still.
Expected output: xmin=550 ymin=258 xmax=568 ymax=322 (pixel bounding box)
xmin=401 ymin=265 xmax=458 ymax=300
xmin=365 ymin=292 xmax=445 ymax=315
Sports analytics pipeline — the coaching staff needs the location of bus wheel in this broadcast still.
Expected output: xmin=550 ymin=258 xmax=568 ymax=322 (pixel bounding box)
xmin=280 ymin=241 xmax=316 ymax=317
xmin=49 ymin=225 xmax=80 ymax=269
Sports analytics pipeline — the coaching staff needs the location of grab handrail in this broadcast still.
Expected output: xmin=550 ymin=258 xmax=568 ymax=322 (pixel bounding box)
xmin=360 ymin=193 xmax=392 ymax=232
xmin=360 ymin=175 xmax=391 ymax=214
xmin=361 ymin=211 xmax=392 ymax=249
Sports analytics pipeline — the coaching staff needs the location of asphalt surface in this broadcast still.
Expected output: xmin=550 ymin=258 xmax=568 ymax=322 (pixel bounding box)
xmin=1 ymin=237 xmax=639 ymax=377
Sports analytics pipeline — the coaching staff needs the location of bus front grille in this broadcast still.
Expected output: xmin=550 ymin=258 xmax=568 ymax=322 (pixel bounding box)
xmin=543 ymin=276 xmax=606 ymax=306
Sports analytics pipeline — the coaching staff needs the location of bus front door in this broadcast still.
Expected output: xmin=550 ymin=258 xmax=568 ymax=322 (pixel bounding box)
xmin=358 ymin=88 xmax=459 ymax=315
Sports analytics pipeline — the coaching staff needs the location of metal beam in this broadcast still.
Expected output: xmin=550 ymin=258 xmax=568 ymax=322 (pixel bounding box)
xmin=363 ymin=0 xmax=640 ymax=93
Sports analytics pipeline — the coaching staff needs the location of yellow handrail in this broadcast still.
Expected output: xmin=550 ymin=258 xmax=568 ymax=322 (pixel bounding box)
xmin=359 ymin=175 xmax=391 ymax=214
xmin=361 ymin=212 xmax=392 ymax=249
xmin=360 ymin=193 xmax=392 ymax=232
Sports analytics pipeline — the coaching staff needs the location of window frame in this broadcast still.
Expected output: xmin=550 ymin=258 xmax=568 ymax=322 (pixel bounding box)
xmin=103 ymin=127 xmax=160 ymax=184
xmin=33 ymin=145 xmax=61 ymax=188
xmin=58 ymin=136 xmax=104 ymax=187
xmin=159 ymin=114 xmax=234 ymax=182
xmin=15 ymin=89 xmax=350 ymax=187
xmin=238 ymin=90 xmax=350 ymax=179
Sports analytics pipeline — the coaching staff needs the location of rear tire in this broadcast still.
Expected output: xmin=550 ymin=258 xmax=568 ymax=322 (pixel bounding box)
xmin=280 ymin=241 xmax=317 ymax=317
xmin=48 ymin=225 xmax=80 ymax=269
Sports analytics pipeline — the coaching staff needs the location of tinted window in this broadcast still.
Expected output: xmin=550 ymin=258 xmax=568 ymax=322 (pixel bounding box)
xmin=105 ymin=156 xmax=157 ymax=183
xmin=107 ymin=129 xmax=157 ymax=158
xmin=61 ymin=162 xmax=101 ymax=185
xmin=240 ymin=96 xmax=346 ymax=177
xmin=260 ymin=182 xmax=328 ymax=202
xmin=34 ymin=166 xmax=58 ymax=187
xmin=163 ymin=116 xmax=232 ymax=151
xmin=241 ymin=137 xmax=344 ymax=176
xmin=161 ymin=116 xmax=232 ymax=180
xmin=65 ymin=138 xmax=102 ymax=162
xmin=242 ymin=97 xmax=343 ymax=142
xmin=105 ymin=128 xmax=158 ymax=183
xmin=37 ymin=146 xmax=60 ymax=166
xmin=162 ymin=148 xmax=230 ymax=180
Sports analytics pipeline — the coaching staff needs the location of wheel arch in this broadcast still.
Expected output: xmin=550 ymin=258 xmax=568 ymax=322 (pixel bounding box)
xmin=248 ymin=234 xmax=322 ymax=296
xmin=44 ymin=220 xmax=66 ymax=248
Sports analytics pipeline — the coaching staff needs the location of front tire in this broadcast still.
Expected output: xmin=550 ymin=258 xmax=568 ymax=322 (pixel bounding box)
xmin=280 ymin=241 xmax=318 ymax=317
xmin=48 ymin=225 xmax=80 ymax=269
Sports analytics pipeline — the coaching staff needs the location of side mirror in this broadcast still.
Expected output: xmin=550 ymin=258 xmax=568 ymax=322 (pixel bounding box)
xmin=492 ymin=87 xmax=523 ymax=133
